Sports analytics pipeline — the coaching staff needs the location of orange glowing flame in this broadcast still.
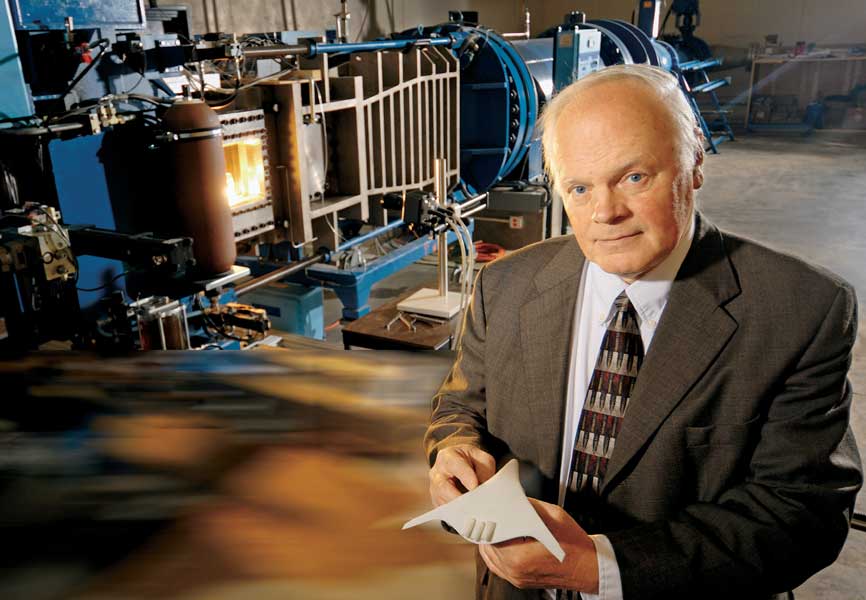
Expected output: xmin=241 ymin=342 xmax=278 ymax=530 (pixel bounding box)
xmin=224 ymin=138 xmax=266 ymax=208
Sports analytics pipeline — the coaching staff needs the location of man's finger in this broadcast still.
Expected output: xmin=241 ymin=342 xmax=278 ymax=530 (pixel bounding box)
xmin=470 ymin=448 xmax=497 ymax=484
xmin=479 ymin=543 xmax=503 ymax=578
xmin=527 ymin=497 xmax=566 ymax=528
xmin=430 ymin=471 xmax=464 ymax=506
xmin=443 ymin=454 xmax=480 ymax=490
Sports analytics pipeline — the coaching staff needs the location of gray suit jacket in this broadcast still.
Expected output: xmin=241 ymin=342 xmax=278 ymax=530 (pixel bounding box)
xmin=426 ymin=213 xmax=862 ymax=599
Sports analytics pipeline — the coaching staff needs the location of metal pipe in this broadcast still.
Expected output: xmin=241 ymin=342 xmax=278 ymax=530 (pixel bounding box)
xmin=501 ymin=10 xmax=531 ymax=40
xmin=435 ymin=158 xmax=449 ymax=297
xmin=233 ymin=254 xmax=325 ymax=296
xmin=337 ymin=219 xmax=405 ymax=252
xmin=453 ymin=192 xmax=488 ymax=215
xmin=335 ymin=0 xmax=350 ymax=43
xmin=310 ymin=36 xmax=454 ymax=57
xmin=242 ymin=36 xmax=454 ymax=61
xmin=0 ymin=122 xmax=84 ymax=136
xmin=242 ymin=44 xmax=311 ymax=58
xmin=459 ymin=203 xmax=488 ymax=219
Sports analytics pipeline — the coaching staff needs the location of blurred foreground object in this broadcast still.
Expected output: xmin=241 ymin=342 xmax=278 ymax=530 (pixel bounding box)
xmin=0 ymin=337 xmax=474 ymax=599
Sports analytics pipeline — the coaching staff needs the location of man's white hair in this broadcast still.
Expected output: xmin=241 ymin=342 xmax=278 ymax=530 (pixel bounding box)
xmin=538 ymin=64 xmax=705 ymax=199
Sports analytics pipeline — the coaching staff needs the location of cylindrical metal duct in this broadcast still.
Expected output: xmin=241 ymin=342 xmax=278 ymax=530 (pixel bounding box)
xmin=160 ymin=100 xmax=237 ymax=276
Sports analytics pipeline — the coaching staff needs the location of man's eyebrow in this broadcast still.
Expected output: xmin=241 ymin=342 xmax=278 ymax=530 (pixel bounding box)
xmin=561 ymin=159 xmax=647 ymax=187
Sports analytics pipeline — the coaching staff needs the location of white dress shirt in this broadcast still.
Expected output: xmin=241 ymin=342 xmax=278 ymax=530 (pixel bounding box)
xmin=545 ymin=217 xmax=695 ymax=600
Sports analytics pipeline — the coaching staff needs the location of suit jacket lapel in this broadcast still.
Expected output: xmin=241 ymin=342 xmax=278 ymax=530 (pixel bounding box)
xmin=518 ymin=239 xmax=584 ymax=479
xmin=601 ymin=214 xmax=742 ymax=494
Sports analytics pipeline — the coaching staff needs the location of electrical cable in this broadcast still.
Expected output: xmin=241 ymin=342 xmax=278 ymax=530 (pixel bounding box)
xmin=446 ymin=216 xmax=469 ymax=308
xmin=48 ymin=93 xmax=171 ymax=124
xmin=445 ymin=216 xmax=470 ymax=350
xmin=354 ymin=4 xmax=370 ymax=42
xmin=455 ymin=215 xmax=473 ymax=311
xmin=60 ymin=40 xmax=110 ymax=100
xmin=195 ymin=295 xmax=251 ymax=343
xmin=76 ymin=269 xmax=132 ymax=292
xmin=660 ymin=3 xmax=675 ymax=35
xmin=325 ymin=216 xmax=345 ymax=242
xmin=454 ymin=212 xmax=478 ymax=350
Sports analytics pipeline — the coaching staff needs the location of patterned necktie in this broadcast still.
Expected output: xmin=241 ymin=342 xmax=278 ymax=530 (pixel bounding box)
xmin=567 ymin=291 xmax=644 ymax=497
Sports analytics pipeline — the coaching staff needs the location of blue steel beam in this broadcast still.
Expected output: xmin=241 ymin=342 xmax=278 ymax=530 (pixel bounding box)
xmin=679 ymin=58 xmax=723 ymax=71
xmin=238 ymin=228 xmax=470 ymax=321
xmin=0 ymin=1 xmax=33 ymax=120
xmin=691 ymin=78 xmax=729 ymax=93
xmin=310 ymin=36 xmax=454 ymax=57
xmin=336 ymin=219 xmax=405 ymax=253
xmin=301 ymin=229 xmax=467 ymax=320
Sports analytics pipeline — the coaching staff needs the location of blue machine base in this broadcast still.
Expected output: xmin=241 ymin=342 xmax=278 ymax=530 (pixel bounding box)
xmin=302 ymin=228 xmax=467 ymax=320
xmin=238 ymin=228 xmax=468 ymax=321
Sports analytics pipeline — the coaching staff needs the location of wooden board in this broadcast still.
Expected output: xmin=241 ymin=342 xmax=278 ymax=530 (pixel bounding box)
xmin=342 ymin=290 xmax=458 ymax=352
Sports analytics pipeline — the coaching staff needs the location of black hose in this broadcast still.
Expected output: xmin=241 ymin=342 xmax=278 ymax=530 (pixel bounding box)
xmin=660 ymin=3 xmax=674 ymax=35
xmin=60 ymin=42 xmax=110 ymax=100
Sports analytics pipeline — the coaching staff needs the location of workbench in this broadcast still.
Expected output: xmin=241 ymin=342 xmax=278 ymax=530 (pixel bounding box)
xmin=341 ymin=290 xmax=459 ymax=352
xmin=744 ymin=53 xmax=866 ymax=131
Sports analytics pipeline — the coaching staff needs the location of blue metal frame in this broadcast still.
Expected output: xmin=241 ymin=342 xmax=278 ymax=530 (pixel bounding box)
xmin=337 ymin=219 xmax=404 ymax=253
xmin=0 ymin=0 xmax=32 ymax=120
xmin=309 ymin=36 xmax=455 ymax=57
xmin=47 ymin=133 xmax=129 ymax=310
xmin=678 ymin=56 xmax=735 ymax=153
xmin=240 ymin=228 xmax=470 ymax=321
xmin=10 ymin=0 xmax=146 ymax=30
xmin=303 ymin=227 xmax=469 ymax=320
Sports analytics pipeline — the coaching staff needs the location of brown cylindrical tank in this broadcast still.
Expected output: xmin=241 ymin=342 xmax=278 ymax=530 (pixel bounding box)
xmin=160 ymin=100 xmax=236 ymax=276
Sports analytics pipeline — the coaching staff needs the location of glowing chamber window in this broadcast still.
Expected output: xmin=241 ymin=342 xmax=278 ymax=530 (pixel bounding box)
xmin=224 ymin=138 xmax=265 ymax=208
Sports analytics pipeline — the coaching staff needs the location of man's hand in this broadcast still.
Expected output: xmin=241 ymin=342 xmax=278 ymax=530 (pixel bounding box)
xmin=479 ymin=498 xmax=599 ymax=593
xmin=429 ymin=444 xmax=496 ymax=507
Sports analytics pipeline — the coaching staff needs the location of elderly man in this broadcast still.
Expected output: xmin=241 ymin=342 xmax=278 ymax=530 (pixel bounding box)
xmin=425 ymin=64 xmax=862 ymax=599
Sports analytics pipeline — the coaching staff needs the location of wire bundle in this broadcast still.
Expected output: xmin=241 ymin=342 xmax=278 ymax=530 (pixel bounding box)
xmin=443 ymin=212 xmax=474 ymax=349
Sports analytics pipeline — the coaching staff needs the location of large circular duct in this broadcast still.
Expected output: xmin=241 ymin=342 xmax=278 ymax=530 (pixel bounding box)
xmin=400 ymin=19 xmax=676 ymax=193
xmin=462 ymin=20 xmax=675 ymax=192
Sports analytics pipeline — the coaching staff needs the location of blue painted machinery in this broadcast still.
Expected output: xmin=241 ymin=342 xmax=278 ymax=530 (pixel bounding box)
xmin=0 ymin=1 xmax=701 ymax=351
xmin=654 ymin=0 xmax=736 ymax=152
xmin=397 ymin=12 xmax=677 ymax=194
xmin=267 ymin=12 xmax=682 ymax=318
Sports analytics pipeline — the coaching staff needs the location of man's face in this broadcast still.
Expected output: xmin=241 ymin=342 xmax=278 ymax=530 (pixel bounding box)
xmin=555 ymin=81 xmax=700 ymax=281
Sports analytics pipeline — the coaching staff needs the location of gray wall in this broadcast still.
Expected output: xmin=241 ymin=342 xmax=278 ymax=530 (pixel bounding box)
xmin=176 ymin=1 xmax=866 ymax=51
xmin=181 ymin=0 xmax=523 ymax=39
xmin=526 ymin=0 xmax=866 ymax=47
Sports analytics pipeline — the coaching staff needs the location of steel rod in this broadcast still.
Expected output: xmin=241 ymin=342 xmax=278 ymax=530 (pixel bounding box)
xmin=435 ymin=158 xmax=449 ymax=297
xmin=233 ymin=255 xmax=325 ymax=296
xmin=337 ymin=219 xmax=405 ymax=252
xmin=241 ymin=37 xmax=455 ymax=60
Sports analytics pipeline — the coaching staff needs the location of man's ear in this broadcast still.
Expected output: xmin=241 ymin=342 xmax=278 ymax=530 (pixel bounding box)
xmin=692 ymin=148 xmax=705 ymax=190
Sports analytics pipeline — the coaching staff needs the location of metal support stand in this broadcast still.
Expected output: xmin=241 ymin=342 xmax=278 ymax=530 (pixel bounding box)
xmin=396 ymin=158 xmax=463 ymax=319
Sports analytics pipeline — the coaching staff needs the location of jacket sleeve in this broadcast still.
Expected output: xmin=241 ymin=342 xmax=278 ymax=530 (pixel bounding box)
xmin=606 ymin=284 xmax=863 ymax=598
xmin=424 ymin=266 xmax=492 ymax=466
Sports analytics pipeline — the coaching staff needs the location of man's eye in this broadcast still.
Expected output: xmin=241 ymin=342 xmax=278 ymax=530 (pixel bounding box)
xmin=627 ymin=173 xmax=644 ymax=184
xmin=570 ymin=185 xmax=587 ymax=195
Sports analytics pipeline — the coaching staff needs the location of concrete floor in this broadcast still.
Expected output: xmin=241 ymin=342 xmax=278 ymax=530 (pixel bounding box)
xmin=322 ymin=131 xmax=866 ymax=598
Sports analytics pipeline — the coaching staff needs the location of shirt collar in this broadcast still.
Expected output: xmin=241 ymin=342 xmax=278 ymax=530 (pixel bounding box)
xmin=587 ymin=214 xmax=696 ymax=325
